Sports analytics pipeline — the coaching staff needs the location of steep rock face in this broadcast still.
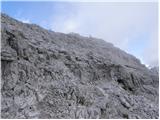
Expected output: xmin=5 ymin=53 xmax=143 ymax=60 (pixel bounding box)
xmin=1 ymin=13 xmax=159 ymax=119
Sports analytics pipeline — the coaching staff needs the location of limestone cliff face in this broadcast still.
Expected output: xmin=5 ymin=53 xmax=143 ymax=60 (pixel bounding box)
xmin=1 ymin=13 xmax=159 ymax=119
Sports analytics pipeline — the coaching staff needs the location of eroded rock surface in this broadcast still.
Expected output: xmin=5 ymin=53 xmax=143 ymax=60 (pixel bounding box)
xmin=1 ymin=13 xmax=159 ymax=119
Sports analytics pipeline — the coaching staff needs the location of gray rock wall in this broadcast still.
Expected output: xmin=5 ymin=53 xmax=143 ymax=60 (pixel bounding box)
xmin=1 ymin=13 xmax=159 ymax=119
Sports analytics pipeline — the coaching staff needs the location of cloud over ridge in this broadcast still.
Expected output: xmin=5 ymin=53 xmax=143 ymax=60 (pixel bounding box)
xmin=51 ymin=2 xmax=158 ymax=67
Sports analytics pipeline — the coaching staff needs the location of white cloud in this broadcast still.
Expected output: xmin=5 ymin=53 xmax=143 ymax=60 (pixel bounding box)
xmin=51 ymin=2 xmax=158 ymax=66
xmin=62 ymin=19 xmax=79 ymax=33
xmin=142 ymin=29 xmax=158 ymax=67
xmin=18 ymin=18 xmax=31 ymax=23
xmin=14 ymin=11 xmax=31 ymax=23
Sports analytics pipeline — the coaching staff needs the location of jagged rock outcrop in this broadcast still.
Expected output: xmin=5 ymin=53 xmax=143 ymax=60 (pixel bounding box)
xmin=1 ymin=13 xmax=159 ymax=119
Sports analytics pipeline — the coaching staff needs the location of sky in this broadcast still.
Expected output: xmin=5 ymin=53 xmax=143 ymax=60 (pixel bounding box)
xmin=1 ymin=1 xmax=159 ymax=67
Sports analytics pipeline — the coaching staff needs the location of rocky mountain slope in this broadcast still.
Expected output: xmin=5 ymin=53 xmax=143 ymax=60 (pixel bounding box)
xmin=1 ymin=13 xmax=159 ymax=119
